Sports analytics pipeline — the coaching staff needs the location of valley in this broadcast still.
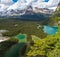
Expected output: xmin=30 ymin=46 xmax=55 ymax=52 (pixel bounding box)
xmin=0 ymin=1 xmax=60 ymax=57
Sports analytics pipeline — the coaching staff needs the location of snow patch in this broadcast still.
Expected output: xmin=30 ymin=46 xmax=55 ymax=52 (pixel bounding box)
xmin=0 ymin=0 xmax=60 ymax=16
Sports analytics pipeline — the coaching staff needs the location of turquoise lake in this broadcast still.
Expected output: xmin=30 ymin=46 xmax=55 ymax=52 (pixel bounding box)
xmin=43 ymin=26 xmax=58 ymax=35
xmin=15 ymin=34 xmax=26 ymax=39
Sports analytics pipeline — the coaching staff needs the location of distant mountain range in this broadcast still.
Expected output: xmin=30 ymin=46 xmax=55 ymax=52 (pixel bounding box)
xmin=0 ymin=0 xmax=60 ymax=19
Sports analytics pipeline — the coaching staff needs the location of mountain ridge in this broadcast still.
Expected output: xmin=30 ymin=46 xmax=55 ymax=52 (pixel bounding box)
xmin=0 ymin=0 xmax=60 ymax=17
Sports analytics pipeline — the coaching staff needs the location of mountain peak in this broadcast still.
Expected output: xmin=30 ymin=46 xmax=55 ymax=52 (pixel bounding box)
xmin=0 ymin=0 xmax=60 ymax=16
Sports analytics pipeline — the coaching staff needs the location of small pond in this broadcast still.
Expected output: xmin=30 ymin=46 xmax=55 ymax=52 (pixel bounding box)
xmin=15 ymin=34 xmax=27 ymax=42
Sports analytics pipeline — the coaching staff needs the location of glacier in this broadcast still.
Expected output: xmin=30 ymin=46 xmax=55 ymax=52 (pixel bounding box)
xmin=0 ymin=0 xmax=60 ymax=16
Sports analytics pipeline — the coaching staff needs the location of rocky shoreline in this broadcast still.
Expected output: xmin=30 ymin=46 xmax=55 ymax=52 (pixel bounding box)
xmin=0 ymin=30 xmax=9 ymax=42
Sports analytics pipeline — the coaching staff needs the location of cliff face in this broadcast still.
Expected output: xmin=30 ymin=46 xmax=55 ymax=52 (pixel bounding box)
xmin=50 ymin=4 xmax=60 ymax=25
xmin=47 ymin=4 xmax=60 ymax=26
xmin=56 ymin=3 xmax=60 ymax=12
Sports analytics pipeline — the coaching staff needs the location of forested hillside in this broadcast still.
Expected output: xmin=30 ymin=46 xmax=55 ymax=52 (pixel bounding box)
xmin=26 ymin=5 xmax=60 ymax=57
